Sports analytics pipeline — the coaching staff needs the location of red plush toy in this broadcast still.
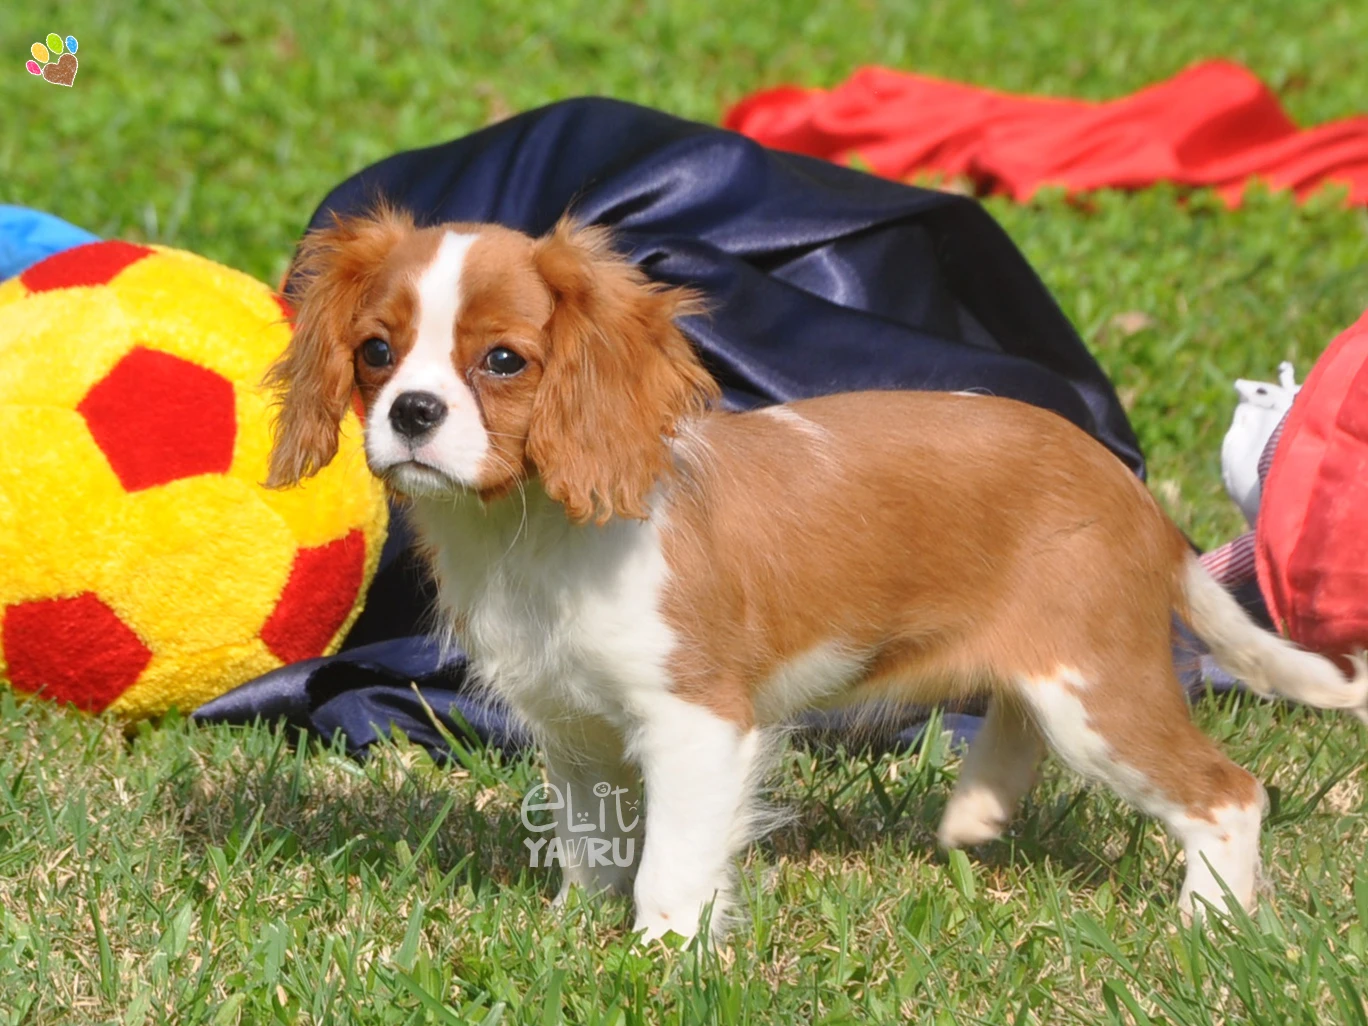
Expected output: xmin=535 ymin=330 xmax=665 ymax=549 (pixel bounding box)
xmin=1257 ymin=313 xmax=1368 ymax=661
xmin=1205 ymin=312 xmax=1368 ymax=668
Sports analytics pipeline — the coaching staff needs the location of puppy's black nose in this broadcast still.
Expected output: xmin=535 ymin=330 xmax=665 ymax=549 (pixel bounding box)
xmin=389 ymin=391 xmax=448 ymax=440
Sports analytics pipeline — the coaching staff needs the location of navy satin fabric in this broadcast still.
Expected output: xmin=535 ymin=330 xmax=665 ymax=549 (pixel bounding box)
xmin=194 ymin=97 xmax=1143 ymax=757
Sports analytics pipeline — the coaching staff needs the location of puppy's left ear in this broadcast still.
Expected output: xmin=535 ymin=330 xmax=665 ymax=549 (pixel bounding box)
xmin=265 ymin=207 xmax=412 ymax=488
xmin=529 ymin=219 xmax=720 ymax=524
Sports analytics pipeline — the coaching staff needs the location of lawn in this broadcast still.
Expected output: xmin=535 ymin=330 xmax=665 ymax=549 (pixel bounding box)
xmin=4 ymin=0 xmax=1368 ymax=1022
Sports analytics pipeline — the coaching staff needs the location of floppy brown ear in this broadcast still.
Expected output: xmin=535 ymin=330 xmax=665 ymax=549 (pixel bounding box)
xmin=265 ymin=207 xmax=413 ymax=488
xmin=528 ymin=218 xmax=720 ymax=524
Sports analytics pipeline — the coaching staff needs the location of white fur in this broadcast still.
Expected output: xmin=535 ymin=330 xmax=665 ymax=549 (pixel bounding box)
xmin=1183 ymin=554 xmax=1368 ymax=721
xmin=626 ymin=695 xmax=770 ymax=940
xmin=1171 ymin=799 xmax=1265 ymax=917
xmin=938 ymin=699 xmax=1043 ymax=848
xmin=408 ymin=487 xmax=678 ymax=727
xmin=1017 ymin=669 xmax=1130 ymax=784
xmin=757 ymin=404 xmax=832 ymax=445
xmin=366 ymin=231 xmax=490 ymax=493
xmin=408 ymin=486 xmax=762 ymax=940
xmin=1017 ymin=670 xmax=1184 ymax=826
xmin=753 ymin=641 xmax=866 ymax=723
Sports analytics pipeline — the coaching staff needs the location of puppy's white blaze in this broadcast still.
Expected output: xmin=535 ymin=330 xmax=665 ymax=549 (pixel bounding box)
xmin=753 ymin=641 xmax=866 ymax=724
xmin=368 ymin=231 xmax=489 ymax=485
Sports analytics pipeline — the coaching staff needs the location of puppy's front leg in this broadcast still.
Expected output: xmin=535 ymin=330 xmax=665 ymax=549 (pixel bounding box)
xmin=540 ymin=729 xmax=643 ymax=905
xmin=628 ymin=694 xmax=763 ymax=942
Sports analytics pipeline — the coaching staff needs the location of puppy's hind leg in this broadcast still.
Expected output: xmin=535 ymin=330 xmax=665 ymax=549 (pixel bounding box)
xmin=1015 ymin=664 xmax=1265 ymax=919
xmin=939 ymin=696 xmax=1045 ymax=848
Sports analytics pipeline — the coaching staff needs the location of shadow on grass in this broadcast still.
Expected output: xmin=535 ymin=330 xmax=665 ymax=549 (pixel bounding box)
xmin=163 ymin=714 xmax=1148 ymax=917
xmin=165 ymin=728 xmax=553 ymax=899
xmin=760 ymin=736 xmax=1135 ymax=905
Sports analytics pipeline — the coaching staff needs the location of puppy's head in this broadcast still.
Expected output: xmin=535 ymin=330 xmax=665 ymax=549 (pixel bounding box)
xmin=267 ymin=210 xmax=718 ymax=523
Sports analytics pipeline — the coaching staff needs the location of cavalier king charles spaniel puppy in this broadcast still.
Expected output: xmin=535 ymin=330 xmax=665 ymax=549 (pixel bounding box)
xmin=266 ymin=207 xmax=1367 ymax=941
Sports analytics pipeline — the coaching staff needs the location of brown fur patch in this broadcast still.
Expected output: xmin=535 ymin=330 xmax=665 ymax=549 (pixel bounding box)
xmin=522 ymin=220 xmax=719 ymax=523
xmin=658 ymin=393 xmax=1256 ymax=816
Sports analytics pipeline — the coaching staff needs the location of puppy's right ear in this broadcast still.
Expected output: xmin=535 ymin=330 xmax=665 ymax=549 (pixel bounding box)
xmin=265 ymin=207 xmax=412 ymax=488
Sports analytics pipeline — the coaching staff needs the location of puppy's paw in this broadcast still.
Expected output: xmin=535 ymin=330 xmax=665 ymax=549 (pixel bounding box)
xmin=632 ymin=896 xmax=728 ymax=945
xmin=937 ymin=791 xmax=1008 ymax=849
xmin=633 ymin=913 xmax=688 ymax=944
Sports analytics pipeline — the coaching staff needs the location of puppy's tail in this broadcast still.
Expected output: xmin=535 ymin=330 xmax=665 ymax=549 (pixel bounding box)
xmin=1179 ymin=553 xmax=1368 ymax=723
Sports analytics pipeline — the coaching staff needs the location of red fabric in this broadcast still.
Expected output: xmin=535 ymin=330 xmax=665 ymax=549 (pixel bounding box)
xmin=724 ymin=62 xmax=1368 ymax=205
xmin=3 ymin=593 xmax=152 ymax=712
xmin=261 ymin=530 xmax=366 ymax=663
xmin=1257 ymin=312 xmax=1368 ymax=657
xmin=19 ymin=240 xmax=155 ymax=291
xmin=78 ymin=346 xmax=237 ymax=492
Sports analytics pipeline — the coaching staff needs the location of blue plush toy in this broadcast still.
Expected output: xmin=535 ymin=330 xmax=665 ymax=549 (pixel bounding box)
xmin=0 ymin=206 xmax=98 ymax=281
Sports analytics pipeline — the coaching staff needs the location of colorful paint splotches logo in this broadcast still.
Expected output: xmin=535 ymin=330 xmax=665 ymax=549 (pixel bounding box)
xmin=26 ymin=34 xmax=78 ymax=87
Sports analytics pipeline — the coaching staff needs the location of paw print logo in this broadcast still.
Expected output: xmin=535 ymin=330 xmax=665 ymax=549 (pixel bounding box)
xmin=26 ymin=33 xmax=78 ymax=87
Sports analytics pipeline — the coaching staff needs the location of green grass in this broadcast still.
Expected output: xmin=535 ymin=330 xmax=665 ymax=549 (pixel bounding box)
xmin=4 ymin=693 xmax=1368 ymax=1024
xmin=4 ymin=0 xmax=1368 ymax=1022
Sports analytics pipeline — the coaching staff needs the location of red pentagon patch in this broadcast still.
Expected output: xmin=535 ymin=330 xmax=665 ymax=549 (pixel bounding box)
xmin=261 ymin=530 xmax=367 ymax=664
xmin=19 ymin=240 xmax=155 ymax=293
xmin=3 ymin=593 xmax=153 ymax=713
xmin=78 ymin=347 xmax=236 ymax=491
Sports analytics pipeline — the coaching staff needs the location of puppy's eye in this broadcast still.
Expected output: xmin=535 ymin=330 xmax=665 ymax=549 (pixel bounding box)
xmin=359 ymin=338 xmax=393 ymax=368
xmin=484 ymin=346 xmax=526 ymax=376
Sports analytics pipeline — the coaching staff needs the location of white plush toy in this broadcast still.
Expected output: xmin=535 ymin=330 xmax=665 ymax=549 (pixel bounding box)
xmin=1220 ymin=362 xmax=1299 ymax=527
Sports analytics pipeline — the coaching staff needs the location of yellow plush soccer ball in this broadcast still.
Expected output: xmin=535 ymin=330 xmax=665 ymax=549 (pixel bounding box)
xmin=0 ymin=241 xmax=388 ymax=719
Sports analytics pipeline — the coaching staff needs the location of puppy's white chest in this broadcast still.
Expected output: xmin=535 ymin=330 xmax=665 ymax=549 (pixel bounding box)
xmin=412 ymin=498 xmax=679 ymax=727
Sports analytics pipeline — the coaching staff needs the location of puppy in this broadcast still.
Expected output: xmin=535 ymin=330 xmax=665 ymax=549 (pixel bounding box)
xmin=266 ymin=207 xmax=1368 ymax=941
